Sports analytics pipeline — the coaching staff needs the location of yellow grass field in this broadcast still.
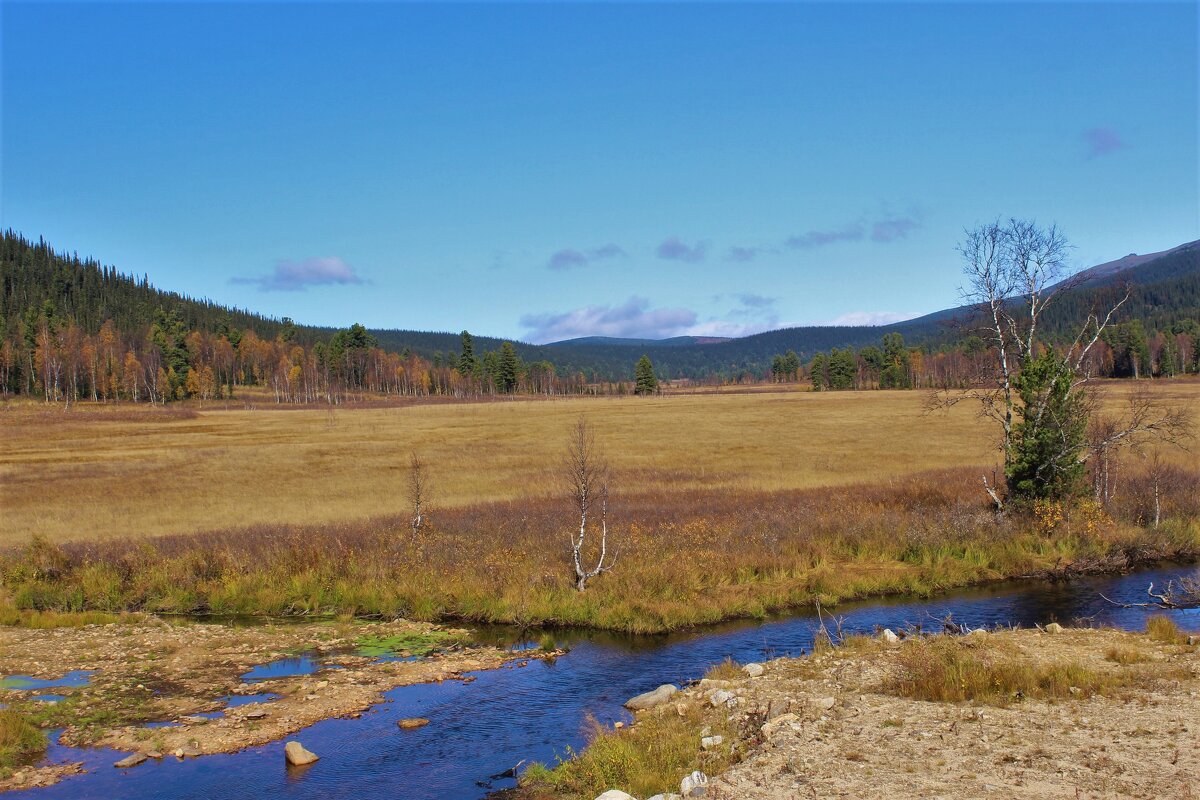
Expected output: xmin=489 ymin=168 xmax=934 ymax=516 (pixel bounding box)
xmin=2 ymin=381 xmax=1197 ymax=545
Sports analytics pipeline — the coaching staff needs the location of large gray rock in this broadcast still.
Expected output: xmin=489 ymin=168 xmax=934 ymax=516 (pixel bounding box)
xmin=594 ymin=792 xmax=637 ymax=800
xmin=285 ymin=741 xmax=319 ymax=766
xmin=1044 ymin=622 xmax=1065 ymax=634
xmin=624 ymin=684 xmax=678 ymax=711
xmin=708 ymin=689 xmax=734 ymax=707
xmin=742 ymin=662 xmax=765 ymax=678
xmin=680 ymin=770 xmax=709 ymax=797
xmin=646 ymin=795 xmax=682 ymax=800
xmin=113 ymin=753 xmax=147 ymax=769
xmin=882 ymin=628 xmax=900 ymax=644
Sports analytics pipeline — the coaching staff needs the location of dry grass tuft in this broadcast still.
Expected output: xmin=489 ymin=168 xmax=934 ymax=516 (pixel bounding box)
xmin=520 ymin=705 xmax=736 ymax=800
xmin=704 ymin=658 xmax=743 ymax=681
xmin=1105 ymin=644 xmax=1152 ymax=665
xmin=1146 ymin=615 xmax=1186 ymax=645
xmin=884 ymin=636 xmax=1167 ymax=706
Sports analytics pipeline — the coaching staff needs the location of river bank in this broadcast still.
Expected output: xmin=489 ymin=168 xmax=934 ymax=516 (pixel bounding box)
xmin=523 ymin=623 xmax=1199 ymax=799
xmin=0 ymin=617 xmax=553 ymax=791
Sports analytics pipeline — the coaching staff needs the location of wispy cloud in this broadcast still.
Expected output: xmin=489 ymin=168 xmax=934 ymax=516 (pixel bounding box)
xmin=233 ymin=257 xmax=363 ymax=292
xmin=735 ymin=293 xmax=777 ymax=310
xmin=520 ymin=296 xmax=697 ymax=343
xmin=785 ymin=211 xmax=922 ymax=249
xmin=785 ymin=224 xmax=866 ymax=249
xmin=1082 ymin=126 xmax=1128 ymax=159
xmin=546 ymin=243 xmax=627 ymax=271
xmin=726 ymin=245 xmax=766 ymax=262
xmin=819 ymin=310 xmax=919 ymax=326
xmin=685 ymin=319 xmax=779 ymax=338
xmin=656 ymin=236 xmax=708 ymax=263
xmin=870 ymin=215 xmax=921 ymax=242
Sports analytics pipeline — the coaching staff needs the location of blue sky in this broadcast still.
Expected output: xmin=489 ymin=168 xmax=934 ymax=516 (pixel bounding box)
xmin=2 ymin=2 xmax=1196 ymax=343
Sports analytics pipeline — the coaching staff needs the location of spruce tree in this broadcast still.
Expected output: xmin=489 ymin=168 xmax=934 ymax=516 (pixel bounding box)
xmin=458 ymin=330 xmax=477 ymax=376
xmin=497 ymin=341 xmax=520 ymax=392
xmin=634 ymin=355 xmax=658 ymax=395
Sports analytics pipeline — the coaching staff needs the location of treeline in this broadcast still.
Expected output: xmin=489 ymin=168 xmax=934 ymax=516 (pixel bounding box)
xmin=0 ymin=232 xmax=631 ymax=403
xmin=769 ymin=321 xmax=1200 ymax=392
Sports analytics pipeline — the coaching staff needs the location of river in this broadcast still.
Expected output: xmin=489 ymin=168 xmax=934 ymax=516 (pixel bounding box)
xmin=12 ymin=563 xmax=1199 ymax=800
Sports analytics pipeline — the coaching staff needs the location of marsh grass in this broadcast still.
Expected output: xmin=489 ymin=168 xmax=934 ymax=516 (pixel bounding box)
xmin=9 ymin=382 xmax=1194 ymax=545
xmin=2 ymin=465 xmax=1197 ymax=633
xmin=520 ymin=706 xmax=736 ymax=800
xmin=0 ymin=711 xmax=46 ymax=775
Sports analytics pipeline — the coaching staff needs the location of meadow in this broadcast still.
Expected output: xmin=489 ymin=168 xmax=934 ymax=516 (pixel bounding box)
xmin=1 ymin=385 xmax=1002 ymax=543
xmin=1 ymin=381 xmax=1197 ymax=633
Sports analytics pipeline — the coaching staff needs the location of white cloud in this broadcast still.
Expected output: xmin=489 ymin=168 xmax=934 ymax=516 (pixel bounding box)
xmin=233 ymin=256 xmax=363 ymax=292
xmin=818 ymin=310 xmax=920 ymax=326
xmin=520 ymin=296 xmax=698 ymax=343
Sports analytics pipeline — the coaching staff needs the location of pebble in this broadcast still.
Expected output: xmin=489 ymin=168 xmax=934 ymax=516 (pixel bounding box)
xmin=398 ymin=717 xmax=431 ymax=730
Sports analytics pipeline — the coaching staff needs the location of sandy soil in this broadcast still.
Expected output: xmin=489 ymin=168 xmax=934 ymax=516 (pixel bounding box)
xmin=0 ymin=617 xmax=549 ymax=791
xmin=643 ymin=627 xmax=1198 ymax=800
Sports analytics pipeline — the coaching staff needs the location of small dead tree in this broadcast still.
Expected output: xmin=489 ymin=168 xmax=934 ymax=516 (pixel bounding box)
xmin=1087 ymin=389 xmax=1192 ymax=507
xmin=565 ymin=416 xmax=615 ymax=591
xmin=407 ymin=451 xmax=429 ymax=540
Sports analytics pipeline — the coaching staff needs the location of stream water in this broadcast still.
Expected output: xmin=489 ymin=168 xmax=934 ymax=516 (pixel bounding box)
xmin=13 ymin=563 xmax=1200 ymax=800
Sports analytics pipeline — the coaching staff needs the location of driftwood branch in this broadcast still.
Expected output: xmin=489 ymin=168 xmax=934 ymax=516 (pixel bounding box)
xmin=1099 ymin=579 xmax=1200 ymax=610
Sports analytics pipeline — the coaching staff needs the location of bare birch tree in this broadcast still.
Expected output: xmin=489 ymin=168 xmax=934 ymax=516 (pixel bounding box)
xmin=565 ymin=416 xmax=615 ymax=591
xmin=932 ymin=218 xmax=1130 ymax=508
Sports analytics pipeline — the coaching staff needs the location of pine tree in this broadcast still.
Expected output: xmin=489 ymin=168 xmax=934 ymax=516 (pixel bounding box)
xmin=634 ymin=355 xmax=658 ymax=395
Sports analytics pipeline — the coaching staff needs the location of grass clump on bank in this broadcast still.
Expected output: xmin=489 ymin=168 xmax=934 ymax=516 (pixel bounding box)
xmin=520 ymin=706 xmax=737 ymax=800
xmin=1146 ymin=615 xmax=1187 ymax=644
xmin=354 ymin=629 xmax=467 ymax=658
xmin=0 ymin=711 xmax=47 ymax=775
xmin=884 ymin=635 xmax=1179 ymax=706
xmin=703 ymin=658 xmax=743 ymax=681
xmin=0 ymin=605 xmax=136 ymax=629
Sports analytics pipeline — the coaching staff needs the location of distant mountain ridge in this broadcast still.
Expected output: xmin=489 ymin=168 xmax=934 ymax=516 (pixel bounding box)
xmin=516 ymin=237 xmax=1200 ymax=377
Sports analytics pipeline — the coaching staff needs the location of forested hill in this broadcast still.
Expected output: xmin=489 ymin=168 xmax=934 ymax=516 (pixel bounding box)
xmin=0 ymin=231 xmax=550 ymax=365
xmin=0 ymin=233 xmax=285 ymax=342
xmin=2 ymin=230 xmax=1198 ymax=383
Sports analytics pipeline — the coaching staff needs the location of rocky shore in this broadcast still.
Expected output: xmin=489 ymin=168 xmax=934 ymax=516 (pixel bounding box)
xmin=559 ymin=624 xmax=1198 ymax=800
